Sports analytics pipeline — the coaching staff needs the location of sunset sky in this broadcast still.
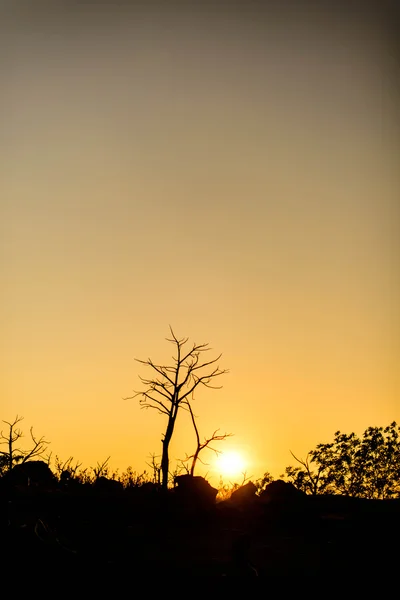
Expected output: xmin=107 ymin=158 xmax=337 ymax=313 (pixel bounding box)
xmin=1 ymin=2 xmax=399 ymax=485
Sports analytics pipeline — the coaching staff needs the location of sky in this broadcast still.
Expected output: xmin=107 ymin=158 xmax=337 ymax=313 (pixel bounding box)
xmin=1 ymin=2 xmax=399 ymax=485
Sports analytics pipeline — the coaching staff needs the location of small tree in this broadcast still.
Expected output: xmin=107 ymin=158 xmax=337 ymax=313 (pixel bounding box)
xmin=126 ymin=328 xmax=228 ymax=489
xmin=182 ymin=399 xmax=232 ymax=476
xmin=283 ymin=451 xmax=330 ymax=495
xmin=255 ymin=471 xmax=275 ymax=494
xmin=92 ymin=456 xmax=111 ymax=480
xmin=146 ymin=453 xmax=162 ymax=485
xmin=53 ymin=455 xmax=83 ymax=481
xmin=0 ymin=415 xmax=50 ymax=474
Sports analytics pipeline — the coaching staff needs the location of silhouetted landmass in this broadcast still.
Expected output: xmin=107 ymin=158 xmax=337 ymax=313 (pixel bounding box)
xmin=2 ymin=465 xmax=399 ymax=579
xmin=2 ymin=415 xmax=399 ymax=578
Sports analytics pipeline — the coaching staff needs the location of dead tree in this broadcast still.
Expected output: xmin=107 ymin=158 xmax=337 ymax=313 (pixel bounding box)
xmin=125 ymin=327 xmax=228 ymax=489
xmin=92 ymin=456 xmax=111 ymax=480
xmin=146 ymin=452 xmax=162 ymax=485
xmin=184 ymin=399 xmax=232 ymax=476
xmin=0 ymin=415 xmax=50 ymax=473
xmin=53 ymin=455 xmax=83 ymax=480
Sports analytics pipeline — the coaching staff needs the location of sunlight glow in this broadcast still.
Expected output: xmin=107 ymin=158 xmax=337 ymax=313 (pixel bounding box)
xmin=215 ymin=451 xmax=246 ymax=478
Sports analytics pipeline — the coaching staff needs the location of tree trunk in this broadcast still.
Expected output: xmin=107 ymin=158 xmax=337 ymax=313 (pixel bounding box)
xmin=161 ymin=415 xmax=176 ymax=489
xmin=161 ymin=439 xmax=169 ymax=490
xmin=190 ymin=449 xmax=200 ymax=476
xmin=8 ymin=432 xmax=13 ymax=472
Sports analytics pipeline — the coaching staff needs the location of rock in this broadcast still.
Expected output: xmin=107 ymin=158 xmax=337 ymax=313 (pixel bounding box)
xmin=259 ymin=479 xmax=306 ymax=504
xmin=93 ymin=476 xmax=124 ymax=493
xmin=258 ymin=480 xmax=308 ymax=533
xmin=173 ymin=475 xmax=218 ymax=509
xmin=5 ymin=461 xmax=56 ymax=489
xmin=230 ymin=482 xmax=258 ymax=507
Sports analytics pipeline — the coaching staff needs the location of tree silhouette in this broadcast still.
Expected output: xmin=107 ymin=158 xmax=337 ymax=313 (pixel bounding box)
xmin=183 ymin=399 xmax=232 ymax=476
xmin=0 ymin=415 xmax=50 ymax=473
xmin=146 ymin=452 xmax=162 ymax=485
xmin=283 ymin=451 xmax=329 ymax=495
xmin=125 ymin=327 xmax=228 ymax=489
xmin=284 ymin=422 xmax=400 ymax=498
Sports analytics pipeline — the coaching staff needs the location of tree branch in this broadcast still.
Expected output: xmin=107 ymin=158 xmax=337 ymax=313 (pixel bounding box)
xmin=125 ymin=328 xmax=228 ymax=488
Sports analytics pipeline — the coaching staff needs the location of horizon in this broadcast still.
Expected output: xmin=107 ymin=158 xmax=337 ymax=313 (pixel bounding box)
xmin=2 ymin=3 xmax=399 ymax=488
xmin=3 ymin=413 xmax=400 ymax=489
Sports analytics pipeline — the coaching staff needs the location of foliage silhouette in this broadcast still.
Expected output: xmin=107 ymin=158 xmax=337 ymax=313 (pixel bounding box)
xmin=284 ymin=422 xmax=400 ymax=498
xmin=255 ymin=471 xmax=275 ymax=494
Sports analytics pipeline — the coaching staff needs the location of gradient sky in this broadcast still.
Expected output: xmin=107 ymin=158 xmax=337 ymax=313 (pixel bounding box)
xmin=1 ymin=2 xmax=399 ymax=485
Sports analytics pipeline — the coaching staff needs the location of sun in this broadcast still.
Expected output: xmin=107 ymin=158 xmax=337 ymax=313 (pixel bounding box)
xmin=215 ymin=451 xmax=246 ymax=478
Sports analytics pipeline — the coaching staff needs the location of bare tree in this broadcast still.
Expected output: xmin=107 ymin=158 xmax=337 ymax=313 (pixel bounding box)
xmin=285 ymin=450 xmax=328 ymax=495
xmin=146 ymin=452 xmax=162 ymax=485
xmin=0 ymin=415 xmax=50 ymax=473
xmin=125 ymin=327 xmax=228 ymax=489
xmin=183 ymin=399 xmax=232 ymax=476
xmin=92 ymin=456 xmax=111 ymax=480
xmin=53 ymin=455 xmax=83 ymax=482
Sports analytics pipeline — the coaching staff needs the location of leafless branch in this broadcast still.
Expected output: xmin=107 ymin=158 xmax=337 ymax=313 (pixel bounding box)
xmin=183 ymin=399 xmax=232 ymax=475
xmin=146 ymin=452 xmax=162 ymax=485
xmin=289 ymin=450 xmax=326 ymax=494
xmin=125 ymin=327 xmax=228 ymax=488
xmin=0 ymin=416 xmax=50 ymax=471
xmin=92 ymin=456 xmax=110 ymax=479
xmin=135 ymin=358 xmax=176 ymax=387
xmin=21 ymin=428 xmax=50 ymax=463
xmin=228 ymin=472 xmax=253 ymax=489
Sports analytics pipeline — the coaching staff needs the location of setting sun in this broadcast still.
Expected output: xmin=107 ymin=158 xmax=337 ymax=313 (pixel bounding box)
xmin=216 ymin=451 xmax=247 ymax=478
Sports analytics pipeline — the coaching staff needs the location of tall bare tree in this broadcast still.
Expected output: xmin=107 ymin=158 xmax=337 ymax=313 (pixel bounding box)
xmin=125 ymin=327 xmax=228 ymax=489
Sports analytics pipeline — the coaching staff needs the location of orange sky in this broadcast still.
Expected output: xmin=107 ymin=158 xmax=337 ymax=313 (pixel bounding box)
xmin=1 ymin=3 xmax=399 ymax=485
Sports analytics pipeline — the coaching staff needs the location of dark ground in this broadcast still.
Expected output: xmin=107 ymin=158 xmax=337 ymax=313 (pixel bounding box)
xmin=2 ymin=488 xmax=399 ymax=578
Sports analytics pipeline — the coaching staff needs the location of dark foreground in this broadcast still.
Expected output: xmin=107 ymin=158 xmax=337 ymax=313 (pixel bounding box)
xmin=2 ymin=486 xmax=399 ymax=578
